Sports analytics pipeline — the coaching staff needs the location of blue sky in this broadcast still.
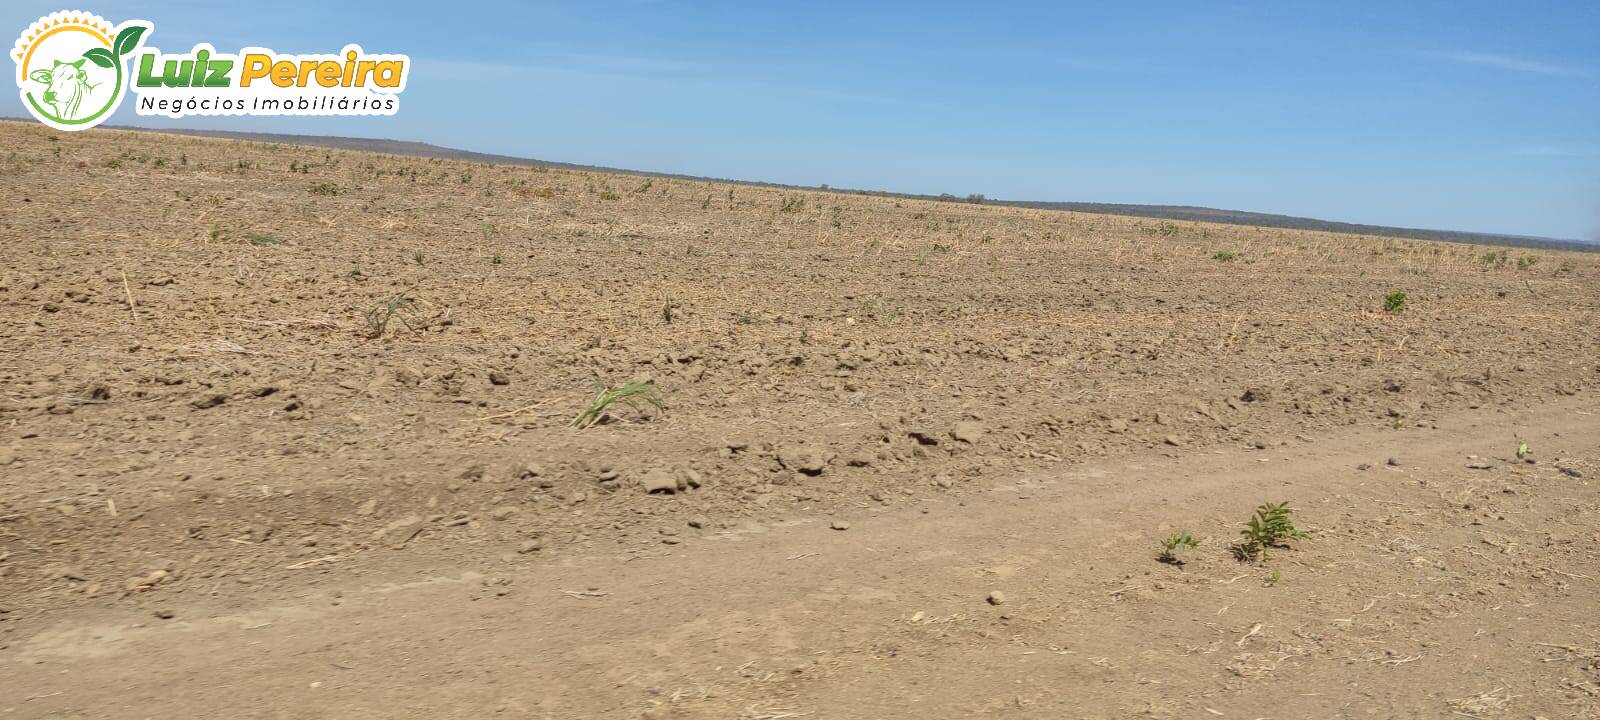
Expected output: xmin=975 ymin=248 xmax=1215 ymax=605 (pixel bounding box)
xmin=6 ymin=1 xmax=1597 ymax=240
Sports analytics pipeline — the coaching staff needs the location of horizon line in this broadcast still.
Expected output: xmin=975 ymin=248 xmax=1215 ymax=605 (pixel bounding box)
xmin=0 ymin=115 xmax=1588 ymax=247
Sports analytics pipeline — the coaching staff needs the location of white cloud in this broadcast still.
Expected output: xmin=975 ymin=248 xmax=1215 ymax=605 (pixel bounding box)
xmin=1418 ymin=50 xmax=1589 ymax=78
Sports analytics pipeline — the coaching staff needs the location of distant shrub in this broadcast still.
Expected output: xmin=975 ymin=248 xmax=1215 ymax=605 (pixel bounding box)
xmin=1383 ymin=290 xmax=1407 ymax=313
xmin=1141 ymin=222 xmax=1180 ymax=237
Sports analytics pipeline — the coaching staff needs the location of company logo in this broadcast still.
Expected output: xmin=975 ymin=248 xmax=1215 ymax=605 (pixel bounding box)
xmin=13 ymin=10 xmax=410 ymax=131
xmin=11 ymin=11 xmax=149 ymax=131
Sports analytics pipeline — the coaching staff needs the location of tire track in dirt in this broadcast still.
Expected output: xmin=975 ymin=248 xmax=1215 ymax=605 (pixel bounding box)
xmin=5 ymin=398 xmax=1595 ymax=719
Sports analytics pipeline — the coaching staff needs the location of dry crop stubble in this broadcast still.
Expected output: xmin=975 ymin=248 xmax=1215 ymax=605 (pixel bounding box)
xmin=0 ymin=121 xmax=1597 ymax=717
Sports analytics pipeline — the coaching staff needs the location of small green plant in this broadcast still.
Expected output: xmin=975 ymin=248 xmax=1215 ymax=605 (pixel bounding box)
xmin=597 ymin=190 xmax=619 ymax=201
xmin=780 ymin=196 xmax=805 ymax=213
xmin=489 ymin=253 xmax=503 ymax=265
xmin=1383 ymin=290 xmax=1408 ymax=314
xmin=411 ymin=250 xmax=425 ymax=266
xmin=1516 ymin=441 xmax=1531 ymax=460
xmin=1516 ymin=256 xmax=1537 ymax=270
xmin=735 ymin=310 xmax=755 ymax=325
xmin=309 ymin=182 xmax=341 ymax=196
xmin=1479 ymin=250 xmax=1508 ymax=269
xmin=1264 ymin=568 xmax=1282 ymax=586
xmin=1157 ymin=530 xmax=1200 ymax=565
xmin=571 ymin=381 xmax=664 ymax=429
xmin=362 ymin=294 xmax=415 ymax=339
xmin=1212 ymin=250 xmax=1237 ymax=261
xmin=243 ymin=231 xmax=280 ymax=247
xmin=1236 ymin=502 xmax=1308 ymax=561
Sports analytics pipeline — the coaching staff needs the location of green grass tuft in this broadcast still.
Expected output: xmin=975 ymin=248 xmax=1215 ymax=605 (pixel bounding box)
xmin=362 ymin=294 xmax=415 ymax=339
xmin=571 ymin=381 xmax=665 ymax=429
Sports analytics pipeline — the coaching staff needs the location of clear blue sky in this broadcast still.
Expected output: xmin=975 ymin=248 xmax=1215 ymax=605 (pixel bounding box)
xmin=6 ymin=1 xmax=1597 ymax=240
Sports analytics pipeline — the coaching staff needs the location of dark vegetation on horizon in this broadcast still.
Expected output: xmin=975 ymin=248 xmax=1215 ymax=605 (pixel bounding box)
xmin=28 ymin=119 xmax=1592 ymax=253
xmin=1000 ymin=201 xmax=1592 ymax=252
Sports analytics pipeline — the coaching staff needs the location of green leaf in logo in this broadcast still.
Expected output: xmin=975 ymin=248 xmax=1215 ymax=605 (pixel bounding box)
xmin=113 ymin=26 xmax=147 ymax=57
xmin=82 ymin=47 xmax=117 ymax=69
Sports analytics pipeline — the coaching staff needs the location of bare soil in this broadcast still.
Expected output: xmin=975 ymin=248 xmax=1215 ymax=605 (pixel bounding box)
xmin=1 ymin=122 xmax=1598 ymax=718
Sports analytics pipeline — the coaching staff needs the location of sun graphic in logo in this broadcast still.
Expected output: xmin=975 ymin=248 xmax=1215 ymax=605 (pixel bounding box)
xmin=12 ymin=10 xmax=151 ymax=131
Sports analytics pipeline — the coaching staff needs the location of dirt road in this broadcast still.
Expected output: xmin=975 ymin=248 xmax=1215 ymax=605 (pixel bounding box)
xmin=7 ymin=398 xmax=1597 ymax=719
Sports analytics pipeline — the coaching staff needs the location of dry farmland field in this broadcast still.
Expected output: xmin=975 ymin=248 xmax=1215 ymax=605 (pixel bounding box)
xmin=2 ymin=120 xmax=1600 ymax=718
